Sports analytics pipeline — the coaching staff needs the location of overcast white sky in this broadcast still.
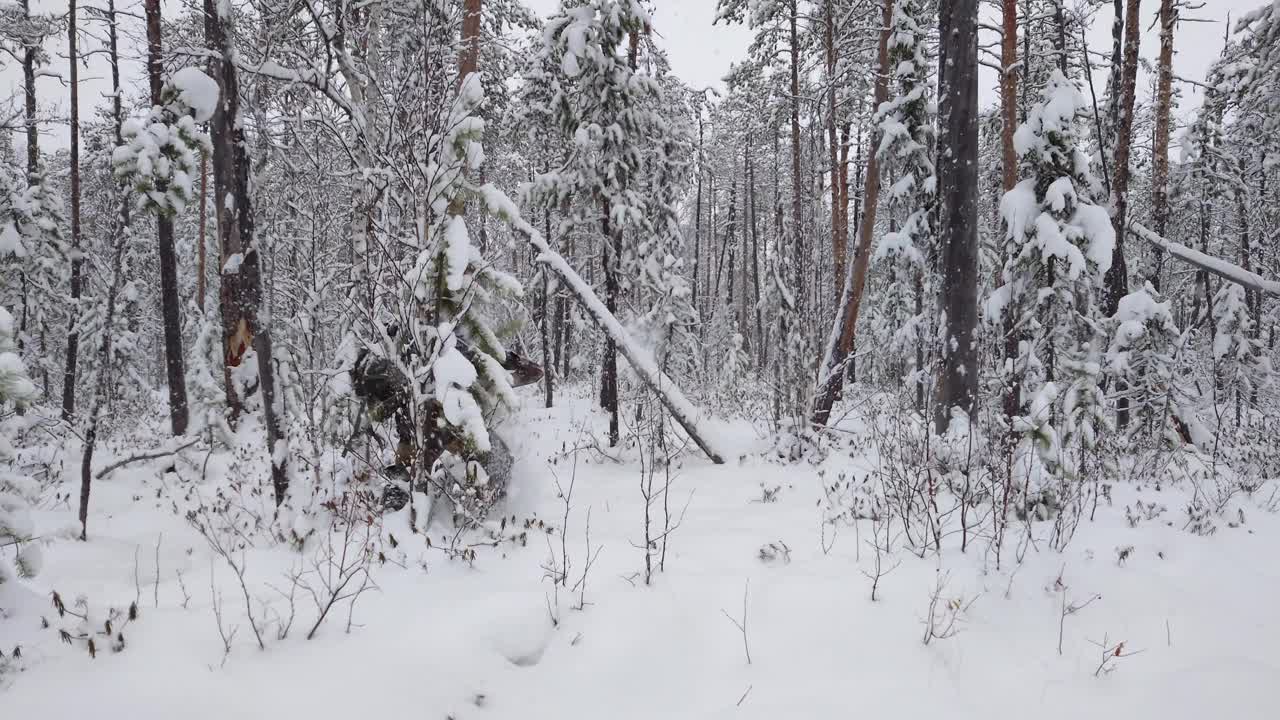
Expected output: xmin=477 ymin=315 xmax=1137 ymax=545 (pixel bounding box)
xmin=2 ymin=0 xmax=1267 ymax=155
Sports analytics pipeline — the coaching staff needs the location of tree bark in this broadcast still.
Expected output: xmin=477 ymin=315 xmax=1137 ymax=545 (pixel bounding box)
xmin=145 ymin=0 xmax=190 ymax=436
xmin=933 ymin=0 xmax=980 ymax=432
xmin=459 ymin=0 xmax=483 ymax=83
xmin=206 ymin=0 xmax=288 ymax=504
xmin=809 ymin=0 xmax=893 ymax=427
xmin=62 ymin=0 xmax=83 ymax=422
xmin=1001 ymin=0 xmax=1019 ymax=193
xmin=1150 ymin=0 xmax=1175 ymax=292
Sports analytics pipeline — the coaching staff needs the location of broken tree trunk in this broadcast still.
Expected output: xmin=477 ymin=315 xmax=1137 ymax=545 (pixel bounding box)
xmin=206 ymin=0 xmax=289 ymax=504
xmin=1129 ymin=221 xmax=1280 ymax=298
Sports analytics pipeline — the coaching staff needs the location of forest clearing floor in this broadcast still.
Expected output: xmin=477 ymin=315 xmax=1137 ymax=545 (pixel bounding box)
xmin=2 ymin=386 xmax=1277 ymax=719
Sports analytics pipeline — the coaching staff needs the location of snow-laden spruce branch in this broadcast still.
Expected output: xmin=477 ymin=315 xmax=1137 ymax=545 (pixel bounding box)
xmin=1128 ymin=221 xmax=1280 ymax=299
xmin=478 ymin=185 xmax=726 ymax=466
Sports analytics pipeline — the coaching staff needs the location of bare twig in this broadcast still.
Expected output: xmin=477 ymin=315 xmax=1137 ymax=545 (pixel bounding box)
xmin=720 ymin=580 xmax=752 ymax=665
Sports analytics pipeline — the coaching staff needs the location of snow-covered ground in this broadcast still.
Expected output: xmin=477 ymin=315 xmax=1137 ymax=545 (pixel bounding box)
xmin=3 ymin=388 xmax=1278 ymax=719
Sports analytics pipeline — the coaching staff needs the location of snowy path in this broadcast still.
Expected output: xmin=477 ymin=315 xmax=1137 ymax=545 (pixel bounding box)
xmin=4 ymin=393 xmax=1279 ymax=719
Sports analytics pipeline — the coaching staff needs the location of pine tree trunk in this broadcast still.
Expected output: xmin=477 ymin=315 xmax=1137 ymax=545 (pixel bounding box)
xmin=601 ymin=199 xmax=621 ymax=446
xmin=1000 ymin=0 xmax=1018 ymax=194
xmin=1151 ymin=0 xmax=1175 ymax=292
xmin=460 ymin=0 xmax=482 ymax=81
xmin=693 ymin=113 xmax=704 ymax=317
xmin=748 ymin=136 xmax=764 ymax=368
xmin=789 ymin=0 xmax=804 ymax=304
xmin=1106 ymin=0 xmax=1142 ymax=428
xmin=542 ymin=210 xmax=555 ymax=409
xmin=933 ymin=0 xmax=981 ymax=432
xmin=62 ymin=0 xmax=83 ymax=422
xmin=1104 ymin=0 xmax=1124 ymax=169
xmin=1000 ymin=0 xmax=1021 ymax=421
xmin=809 ymin=0 xmax=894 ymax=428
xmin=145 ymin=0 xmax=190 ymax=436
xmin=206 ymin=0 xmax=288 ymax=503
xmin=80 ymin=0 xmax=129 ymax=541
xmin=19 ymin=0 xmax=38 ymax=353
xmin=826 ymin=0 xmax=843 ymax=300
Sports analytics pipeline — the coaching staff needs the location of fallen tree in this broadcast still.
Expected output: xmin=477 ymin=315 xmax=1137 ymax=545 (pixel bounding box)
xmin=483 ymin=186 xmax=727 ymax=465
xmin=1130 ymin=221 xmax=1280 ymax=298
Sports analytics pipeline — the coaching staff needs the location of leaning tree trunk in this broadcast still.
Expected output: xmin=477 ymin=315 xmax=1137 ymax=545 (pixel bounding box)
xmin=206 ymin=0 xmax=289 ymax=504
xmin=510 ymin=222 xmax=726 ymax=465
xmin=933 ymin=0 xmax=980 ymax=433
xmin=145 ymin=0 xmax=190 ymax=436
xmin=62 ymin=0 xmax=83 ymax=422
xmin=1150 ymin=0 xmax=1175 ymax=293
xmin=810 ymin=0 xmax=893 ymax=428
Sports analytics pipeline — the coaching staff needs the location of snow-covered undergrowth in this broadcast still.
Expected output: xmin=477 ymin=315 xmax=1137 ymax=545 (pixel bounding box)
xmin=2 ymin=386 xmax=1277 ymax=719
